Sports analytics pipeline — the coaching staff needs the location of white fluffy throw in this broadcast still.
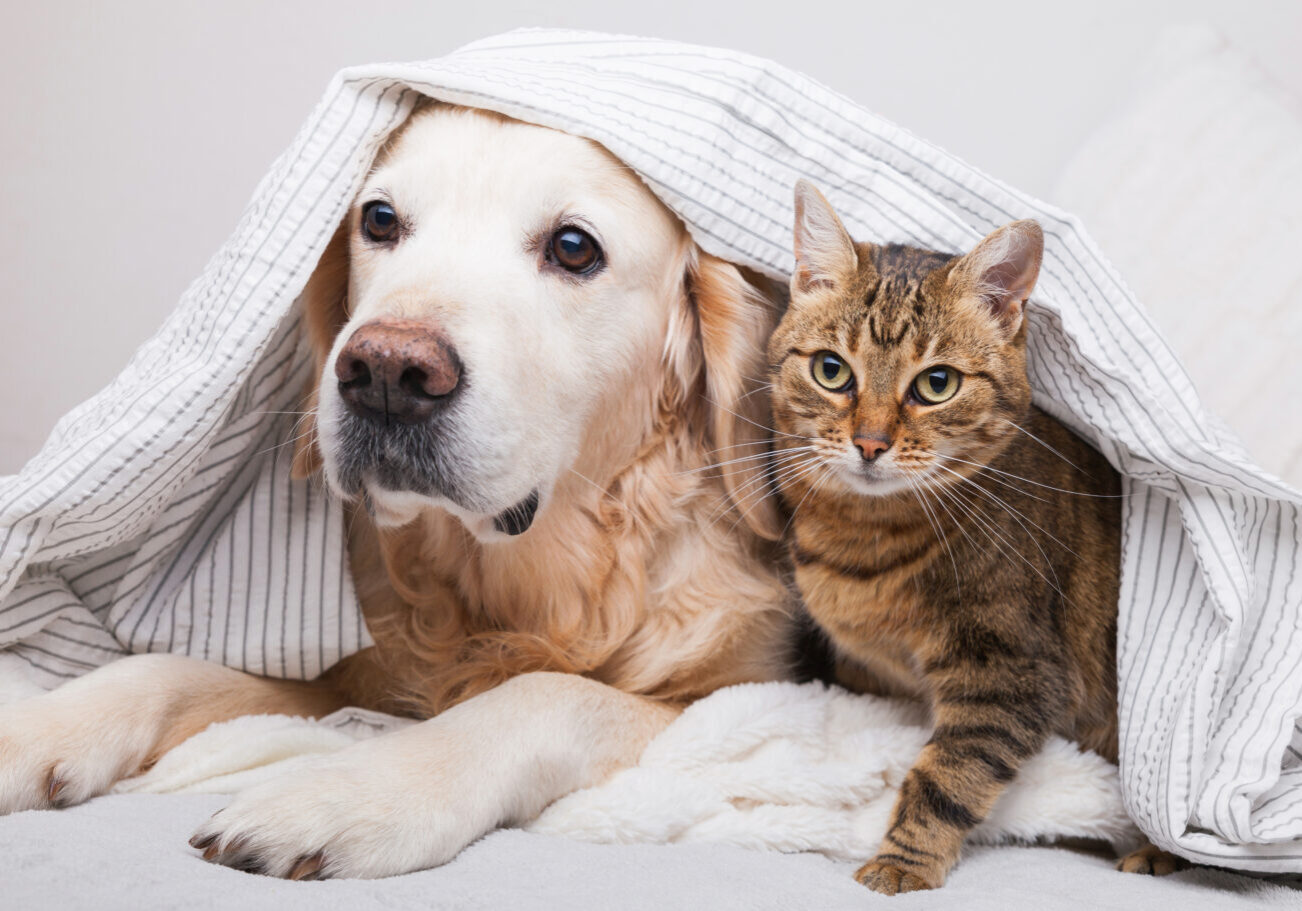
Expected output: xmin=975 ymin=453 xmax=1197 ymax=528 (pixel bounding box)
xmin=116 ymin=681 xmax=1138 ymax=860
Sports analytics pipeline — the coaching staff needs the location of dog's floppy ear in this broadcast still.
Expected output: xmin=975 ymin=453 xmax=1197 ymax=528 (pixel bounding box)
xmin=290 ymin=221 xmax=351 ymax=480
xmin=688 ymin=251 xmax=783 ymax=541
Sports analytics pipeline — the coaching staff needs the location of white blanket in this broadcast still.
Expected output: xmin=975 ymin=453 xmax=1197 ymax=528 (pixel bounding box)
xmin=0 ymin=28 xmax=1300 ymax=871
xmin=110 ymin=682 xmax=1138 ymax=858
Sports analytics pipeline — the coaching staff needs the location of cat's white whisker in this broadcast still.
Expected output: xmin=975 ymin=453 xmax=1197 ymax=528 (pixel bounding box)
xmin=917 ymin=450 xmax=1049 ymax=504
xmin=778 ymin=461 xmax=836 ymax=539
xmin=672 ymin=446 xmax=815 ymax=478
xmin=921 ymin=480 xmax=991 ymax=601
xmin=934 ymin=463 xmax=1081 ymax=561
xmin=706 ymin=451 xmax=820 ymax=527
xmin=1001 ymin=419 xmax=1088 ymax=474
xmin=702 ymin=395 xmax=810 ymax=441
xmin=904 ymin=474 xmax=961 ymax=596
xmin=717 ymin=455 xmax=824 ymax=533
xmin=932 ymin=461 xmax=1069 ymax=577
xmin=937 ymin=479 xmax=1071 ymax=604
xmin=948 ymin=479 xmax=1069 ymax=598
xmin=703 ymin=439 xmax=776 ymax=455
xmin=928 ymin=452 xmax=1126 ymax=498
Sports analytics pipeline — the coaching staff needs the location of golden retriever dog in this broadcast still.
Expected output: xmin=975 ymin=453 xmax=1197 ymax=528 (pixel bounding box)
xmin=0 ymin=104 xmax=798 ymax=878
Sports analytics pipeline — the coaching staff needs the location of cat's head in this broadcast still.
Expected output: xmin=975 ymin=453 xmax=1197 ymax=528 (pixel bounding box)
xmin=768 ymin=180 xmax=1042 ymax=498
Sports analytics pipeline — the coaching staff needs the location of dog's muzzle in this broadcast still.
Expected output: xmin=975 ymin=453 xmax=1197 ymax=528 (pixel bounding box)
xmin=329 ymin=317 xmax=475 ymax=505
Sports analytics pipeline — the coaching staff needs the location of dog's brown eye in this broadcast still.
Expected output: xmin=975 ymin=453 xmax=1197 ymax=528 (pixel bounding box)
xmin=548 ymin=227 xmax=602 ymax=274
xmin=362 ymin=201 xmax=400 ymax=243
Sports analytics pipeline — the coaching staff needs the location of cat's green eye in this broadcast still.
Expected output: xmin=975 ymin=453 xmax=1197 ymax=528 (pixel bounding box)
xmin=914 ymin=366 xmax=961 ymax=404
xmin=811 ymin=351 xmax=854 ymax=391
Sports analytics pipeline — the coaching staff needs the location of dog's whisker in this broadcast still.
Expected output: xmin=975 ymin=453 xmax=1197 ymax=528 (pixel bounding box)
xmin=566 ymin=468 xmax=622 ymax=507
xmin=254 ymin=426 xmax=317 ymax=461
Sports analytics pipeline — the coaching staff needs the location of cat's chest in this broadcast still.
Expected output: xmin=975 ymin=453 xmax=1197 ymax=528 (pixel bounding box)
xmin=791 ymin=515 xmax=937 ymax=693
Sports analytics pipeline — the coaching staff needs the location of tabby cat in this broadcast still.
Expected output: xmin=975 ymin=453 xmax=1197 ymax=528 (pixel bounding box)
xmin=770 ymin=181 xmax=1178 ymax=894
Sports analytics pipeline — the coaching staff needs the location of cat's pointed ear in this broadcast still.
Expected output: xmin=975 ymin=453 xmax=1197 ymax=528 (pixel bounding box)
xmin=949 ymin=220 xmax=1043 ymax=334
xmin=792 ymin=180 xmax=858 ymax=295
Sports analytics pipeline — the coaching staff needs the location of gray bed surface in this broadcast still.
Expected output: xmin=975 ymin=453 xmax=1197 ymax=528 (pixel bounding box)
xmin=1 ymin=794 xmax=1295 ymax=910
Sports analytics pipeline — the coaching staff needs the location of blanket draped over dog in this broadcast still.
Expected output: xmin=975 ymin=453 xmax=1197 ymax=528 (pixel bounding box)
xmin=0 ymin=29 xmax=1299 ymax=871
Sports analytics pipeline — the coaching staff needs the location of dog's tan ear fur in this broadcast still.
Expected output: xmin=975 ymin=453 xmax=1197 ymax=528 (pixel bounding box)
xmin=290 ymin=221 xmax=351 ymax=480
xmin=688 ymin=251 xmax=783 ymax=541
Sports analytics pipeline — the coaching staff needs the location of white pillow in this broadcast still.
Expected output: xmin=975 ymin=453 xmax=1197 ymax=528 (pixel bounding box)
xmin=1053 ymin=24 xmax=1302 ymax=488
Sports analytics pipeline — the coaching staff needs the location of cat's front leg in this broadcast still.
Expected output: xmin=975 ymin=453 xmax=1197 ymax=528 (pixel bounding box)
xmin=855 ymin=653 xmax=1059 ymax=894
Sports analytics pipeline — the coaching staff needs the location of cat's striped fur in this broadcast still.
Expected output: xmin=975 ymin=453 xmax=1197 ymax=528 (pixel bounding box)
xmin=770 ymin=181 xmax=1179 ymax=893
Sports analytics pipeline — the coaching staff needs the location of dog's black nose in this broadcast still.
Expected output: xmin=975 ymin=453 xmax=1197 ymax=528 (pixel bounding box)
xmin=335 ymin=319 xmax=462 ymax=425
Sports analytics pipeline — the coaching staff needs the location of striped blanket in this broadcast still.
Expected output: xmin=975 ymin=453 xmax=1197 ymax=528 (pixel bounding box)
xmin=1 ymin=28 xmax=1299 ymax=872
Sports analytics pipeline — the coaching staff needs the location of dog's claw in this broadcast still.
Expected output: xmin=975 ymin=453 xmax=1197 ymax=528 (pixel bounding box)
xmin=45 ymin=770 xmax=66 ymax=805
xmin=189 ymin=832 xmax=216 ymax=851
xmin=202 ymin=834 xmax=246 ymax=862
xmin=289 ymin=851 xmax=325 ymax=881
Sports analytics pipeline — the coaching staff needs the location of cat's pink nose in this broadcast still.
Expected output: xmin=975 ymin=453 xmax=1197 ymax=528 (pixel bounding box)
xmin=853 ymin=434 xmax=891 ymax=462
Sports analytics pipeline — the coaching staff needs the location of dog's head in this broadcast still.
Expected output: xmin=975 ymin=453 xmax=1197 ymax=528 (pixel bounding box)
xmin=293 ymin=104 xmax=779 ymax=541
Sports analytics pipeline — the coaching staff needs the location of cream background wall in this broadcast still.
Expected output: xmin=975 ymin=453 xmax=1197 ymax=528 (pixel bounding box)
xmin=2 ymin=0 xmax=1300 ymax=473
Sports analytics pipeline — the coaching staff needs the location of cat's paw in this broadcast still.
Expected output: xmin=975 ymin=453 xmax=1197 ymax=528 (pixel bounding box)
xmin=1116 ymin=842 xmax=1184 ymax=876
xmin=854 ymin=858 xmax=940 ymax=895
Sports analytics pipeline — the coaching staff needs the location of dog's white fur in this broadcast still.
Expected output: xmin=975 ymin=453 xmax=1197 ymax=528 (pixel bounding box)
xmin=0 ymin=105 xmax=795 ymax=879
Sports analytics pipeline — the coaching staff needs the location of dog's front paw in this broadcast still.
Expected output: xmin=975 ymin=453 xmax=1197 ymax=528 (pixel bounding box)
xmin=854 ymin=858 xmax=940 ymax=895
xmin=0 ymin=695 xmax=147 ymax=814
xmin=190 ymin=739 xmax=481 ymax=879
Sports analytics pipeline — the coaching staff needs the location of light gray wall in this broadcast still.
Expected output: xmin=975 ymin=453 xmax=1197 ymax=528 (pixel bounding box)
xmin=3 ymin=0 xmax=1300 ymax=473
